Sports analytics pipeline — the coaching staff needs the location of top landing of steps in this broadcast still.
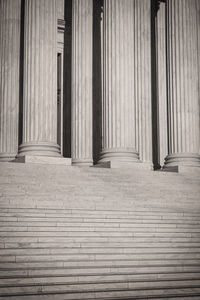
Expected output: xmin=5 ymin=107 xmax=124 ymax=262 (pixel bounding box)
xmin=0 ymin=161 xmax=199 ymax=213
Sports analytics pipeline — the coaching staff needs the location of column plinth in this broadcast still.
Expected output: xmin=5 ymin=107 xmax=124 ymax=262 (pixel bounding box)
xmin=164 ymin=0 xmax=200 ymax=169
xmin=18 ymin=0 xmax=60 ymax=157
xmin=0 ymin=0 xmax=21 ymax=161
xmin=71 ymin=0 xmax=93 ymax=166
xmin=99 ymin=0 xmax=139 ymax=164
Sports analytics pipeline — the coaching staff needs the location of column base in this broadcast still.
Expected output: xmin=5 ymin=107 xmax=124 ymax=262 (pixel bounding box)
xmin=164 ymin=153 xmax=200 ymax=167
xmin=95 ymin=160 xmax=153 ymax=170
xmin=72 ymin=158 xmax=93 ymax=167
xmin=163 ymin=153 xmax=200 ymax=173
xmin=97 ymin=148 xmax=152 ymax=169
xmin=18 ymin=142 xmax=61 ymax=157
xmin=0 ymin=153 xmax=16 ymax=162
xmin=99 ymin=148 xmax=139 ymax=163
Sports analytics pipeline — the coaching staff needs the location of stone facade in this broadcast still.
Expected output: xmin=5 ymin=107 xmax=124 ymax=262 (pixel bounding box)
xmin=0 ymin=0 xmax=199 ymax=170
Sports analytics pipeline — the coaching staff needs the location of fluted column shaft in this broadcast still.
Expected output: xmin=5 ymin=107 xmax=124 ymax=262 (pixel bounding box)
xmin=134 ymin=0 xmax=152 ymax=165
xmin=100 ymin=0 xmax=139 ymax=163
xmin=157 ymin=1 xmax=168 ymax=166
xmin=0 ymin=0 xmax=21 ymax=161
xmin=165 ymin=0 xmax=200 ymax=167
xmin=18 ymin=0 xmax=60 ymax=157
xmin=71 ymin=0 xmax=93 ymax=166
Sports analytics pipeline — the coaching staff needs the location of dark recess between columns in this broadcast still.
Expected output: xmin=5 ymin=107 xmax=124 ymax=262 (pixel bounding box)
xmin=63 ymin=0 xmax=72 ymax=157
xmin=18 ymin=0 xmax=25 ymax=147
xmin=93 ymin=0 xmax=103 ymax=164
xmin=151 ymin=0 xmax=163 ymax=170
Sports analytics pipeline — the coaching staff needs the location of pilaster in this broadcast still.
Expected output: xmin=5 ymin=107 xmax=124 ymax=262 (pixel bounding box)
xmin=0 ymin=0 xmax=21 ymax=161
xmin=71 ymin=0 xmax=93 ymax=166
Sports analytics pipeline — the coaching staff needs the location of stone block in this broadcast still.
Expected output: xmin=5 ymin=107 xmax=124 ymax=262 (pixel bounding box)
xmin=14 ymin=155 xmax=71 ymax=166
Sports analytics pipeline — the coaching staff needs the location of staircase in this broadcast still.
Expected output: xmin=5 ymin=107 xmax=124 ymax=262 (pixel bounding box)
xmin=0 ymin=162 xmax=200 ymax=299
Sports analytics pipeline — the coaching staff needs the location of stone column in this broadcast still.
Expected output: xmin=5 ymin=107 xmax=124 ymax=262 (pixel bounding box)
xmin=164 ymin=0 xmax=200 ymax=168
xmin=71 ymin=0 xmax=93 ymax=166
xmin=134 ymin=0 xmax=152 ymax=166
xmin=18 ymin=0 xmax=60 ymax=157
xmin=156 ymin=1 xmax=168 ymax=167
xmin=100 ymin=0 xmax=152 ymax=167
xmin=0 ymin=0 xmax=21 ymax=161
xmin=100 ymin=0 xmax=139 ymax=164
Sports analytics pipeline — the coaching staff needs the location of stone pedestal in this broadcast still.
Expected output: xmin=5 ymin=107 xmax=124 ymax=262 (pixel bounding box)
xmin=164 ymin=0 xmax=200 ymax=168
xmin=18 ymin=0 xmax=60 ymax=157
xmin=100 ymin=0 xmax=139 ymax=163
xmin=71 ymin=0 xmax=93 ymax=166
xmin=16 ymin=155 xmax=71 ymax=166
xmin=0 ymin=0 xmax=21 ymax=161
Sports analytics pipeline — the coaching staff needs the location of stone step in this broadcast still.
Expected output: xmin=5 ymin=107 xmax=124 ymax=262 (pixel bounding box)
xmin=1 ymin=207 xmax=200 ymax=217
xmin=1 ymin=259 xmax=200 ymax=270
xmin=1 ymin=200 xmax=199 ymax=212
xmin=3 ymin=241 xmax=200 ymax=249
xmin=1 ymin=184 xmax=196 ymax=194
xmin=1 ymin=191 xmax=197 ymax=203
xmin=1 ymin=180 xmax=197 ymax=189
xmin=1 ymin=226 xmax=200 ymax=233
xmin=0 ymin=183 xmax=198 ymax=195
xmin=0 ymin=215 xmax=200 ymax=225
xmin=1 ymin=265 xmax=200 ymax=278
xmin=1 ymin=237 xmax=200 ymax=245
xmin=1 ymin=272 xmax=200 ymax=287
xmin=0 ymin=286 xmax=200 ymax=300
xmin=2 ymin=221 xmax=200 ymax=230
xmin=1 ymin=212 xmax=200 ymax=221
xmin=1 ymin=252 xmax=200 ymax=263
xmin=1 ymin=247 xmax=199 ymax=256
xmin=1 ymin=231 xmax=200 ymax=238
xmin=0 ymin=192 xmax=198 ymax=203
xmin=1 ymin=279 xmax=200 ymax=296
xmin=2 ymin=221 xmax=200 ymax=228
